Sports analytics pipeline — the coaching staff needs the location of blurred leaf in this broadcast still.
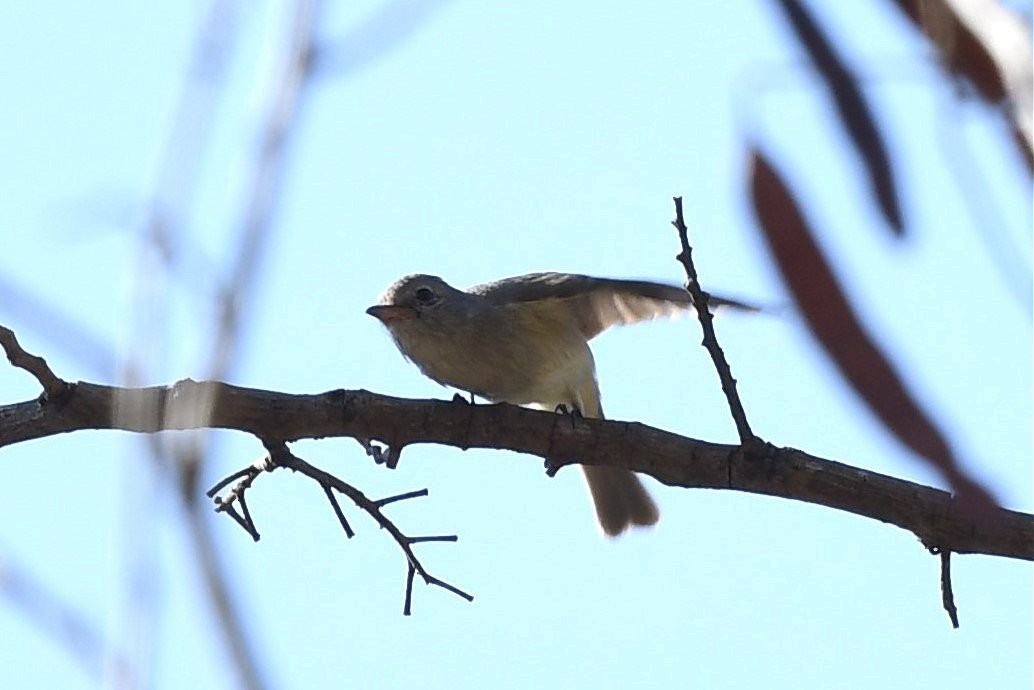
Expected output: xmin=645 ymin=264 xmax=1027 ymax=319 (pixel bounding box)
xmin=1011 ymin=118 xmax=1034 ymax=172
xmin=889 ymin=0 xmax=1033 ymax=172
xmin=891 ymin=0 xmax=1005 ymax=100
xmin=748 ymin=149 xmax=994 ymax=502
xmin=774 ymin=0 xmax=905 ymax=235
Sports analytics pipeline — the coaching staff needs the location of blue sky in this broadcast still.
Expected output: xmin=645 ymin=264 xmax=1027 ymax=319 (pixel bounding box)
xmin=1 ymin=2 xmax=1031 ymax=689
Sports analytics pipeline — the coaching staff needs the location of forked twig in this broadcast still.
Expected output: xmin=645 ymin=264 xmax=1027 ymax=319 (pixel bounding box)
xmin=207 ymin=441 xmax=472 ymax=614
xmin=0 ymin=325 xmax=68 ymax=400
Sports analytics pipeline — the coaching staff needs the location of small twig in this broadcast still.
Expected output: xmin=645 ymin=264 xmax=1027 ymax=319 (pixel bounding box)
xmin=322 ymin=484 xmax=355 ymax=538
xmin=670 ymin=198 xmax=759 ymax=447
xmin=221 ymin=501 xmax=260 ymax=541
xmin=0 ymin=325 xmax=68 ymax=400
xmin=404 ymin=564 xmax=416 ymax=616
xmin=407 ymin=535 xmax=458 ymax=544
xmin=206 ymin=465 xmax=261 ymax=499
xmin=422 ymin=574 xmax=472 ymax=601
xmin=355 ymin=437 xmax=403 ymax=468
xmin=237 ymin=493 xmax=256 ymax=538
xmin=935 ymin=547 xmax=960 ymax=628
xmin=209 ymin=440 xmax=472 ymax=614
xmin=208 ymin=458 xmax=267 ymax=541
xmin=375 ymin=488 xmax=428 ymax=507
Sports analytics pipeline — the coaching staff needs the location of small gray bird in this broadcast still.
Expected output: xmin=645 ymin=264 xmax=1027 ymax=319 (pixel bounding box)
xmin=367 ymin=272 xmax=757 ymax=537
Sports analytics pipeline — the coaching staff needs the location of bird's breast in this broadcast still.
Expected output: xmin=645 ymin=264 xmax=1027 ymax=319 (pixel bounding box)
xmin=386 ymin=312 xmax=593 ymax=405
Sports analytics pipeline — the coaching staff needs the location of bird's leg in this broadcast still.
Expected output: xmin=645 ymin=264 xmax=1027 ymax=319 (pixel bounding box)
xmin=553 ymin=403 xmax=583 ymax=429
xmin=544 ymin=403 xmax=584 ymax=475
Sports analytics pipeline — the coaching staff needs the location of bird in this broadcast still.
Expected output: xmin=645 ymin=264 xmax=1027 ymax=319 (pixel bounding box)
xmin=367 ymin=271 xmax=758 ymax=536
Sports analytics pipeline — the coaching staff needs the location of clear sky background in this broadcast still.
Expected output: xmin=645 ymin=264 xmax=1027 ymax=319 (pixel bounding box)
xmin=1 ymin=1 xmax=1031 ymax=689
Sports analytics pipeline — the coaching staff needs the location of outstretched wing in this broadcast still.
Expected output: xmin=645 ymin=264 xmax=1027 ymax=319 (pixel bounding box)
xmin=470 ymin=272 xmax=758 ymax=340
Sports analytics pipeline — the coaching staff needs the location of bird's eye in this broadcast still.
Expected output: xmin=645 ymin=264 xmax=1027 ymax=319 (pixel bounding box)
xmin=414 ymin=287 xmax=436 ymax=304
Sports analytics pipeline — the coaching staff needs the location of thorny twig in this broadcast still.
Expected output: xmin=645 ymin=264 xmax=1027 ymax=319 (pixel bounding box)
xmin=670 ymin=197 xmax=759 ymax=447
xmin=671 ymin=197 xmax=969 ymax=628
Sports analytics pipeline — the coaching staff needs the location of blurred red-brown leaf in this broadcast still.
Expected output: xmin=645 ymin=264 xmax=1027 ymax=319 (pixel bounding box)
xmin=891 ymin=0 xmax=1004 ymax=100
xmin=748 ymin=148 xmax=995 ymax=504
xmin=1011 ymin=119 xmax=1034 ymax=172
xmin=775 ymin=0 xmax=905 ymax=235
xmin=889 ymin=0 xmax=1033 ymax=172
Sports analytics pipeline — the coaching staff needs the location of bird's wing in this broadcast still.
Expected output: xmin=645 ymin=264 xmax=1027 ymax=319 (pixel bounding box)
xmin=470 ymin=272 xmax=759 ymax=340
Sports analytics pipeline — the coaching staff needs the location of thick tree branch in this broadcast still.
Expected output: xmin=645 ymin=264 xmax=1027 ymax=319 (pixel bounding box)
xmin=1 ymin=339 xmax=1030 ymax=562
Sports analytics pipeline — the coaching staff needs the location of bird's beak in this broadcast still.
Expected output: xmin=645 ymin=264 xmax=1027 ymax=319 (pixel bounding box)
xmin=366 ymin=304 xmax=417 ymax=323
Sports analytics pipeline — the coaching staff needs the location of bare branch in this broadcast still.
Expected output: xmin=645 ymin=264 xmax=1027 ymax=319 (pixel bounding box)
xmin=376 ymin=489 xmax=429 ymax=507
xmin=932 ymin=547 xmax=961 ymax=629
xmin=0 ymin=350 xmax=1029 ymax=562
xmin=0 ymin=325 xmax=68 ymax=400
xmin=209 ymin=441 xmax=471 ymax=614
xmin=321 ymin=484 xmax=355 ymax=538
xmin=670 ymin=198 xmax=758 ymax=446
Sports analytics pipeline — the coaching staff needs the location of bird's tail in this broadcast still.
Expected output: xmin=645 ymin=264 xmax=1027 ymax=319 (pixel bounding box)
xmin=572 ymin=379 xmax=659 ymax=537
xmin=582 ymin=464 xmax=659 ymax=536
